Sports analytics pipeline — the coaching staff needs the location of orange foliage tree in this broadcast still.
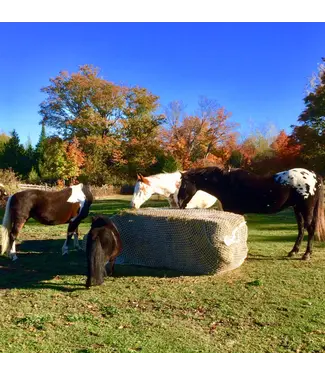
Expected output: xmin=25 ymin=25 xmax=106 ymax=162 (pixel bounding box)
xmin=160 ymin=98 xmax=238 ymax=170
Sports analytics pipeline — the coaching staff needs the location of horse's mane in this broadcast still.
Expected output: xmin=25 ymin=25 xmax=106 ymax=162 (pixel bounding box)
xmin=186 ymin=166 xmax=274 ymax=181
xmin=185 ymin=166 xmax=226 ymax=178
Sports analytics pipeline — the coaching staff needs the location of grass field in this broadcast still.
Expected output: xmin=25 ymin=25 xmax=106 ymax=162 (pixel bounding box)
xmin=0 ymin=196 xmax=325 ymax=353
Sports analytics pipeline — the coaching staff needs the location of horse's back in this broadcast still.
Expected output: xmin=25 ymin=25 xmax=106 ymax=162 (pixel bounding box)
xmin=10 ymin=187 xmax=80 ymax=224
xmin=90 ymin=217 xmax=122 ymax=260
xmin=185 ymin=190 xmax=217 ymax=208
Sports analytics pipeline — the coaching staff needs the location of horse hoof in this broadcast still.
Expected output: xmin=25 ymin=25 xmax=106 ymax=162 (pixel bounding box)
xmin=11 ymin=255 xmax=18 ymax=262
xmin=301 ymin=254 xmax=311 ymax=261
xmin=287 ymin=251 xmax=297 ymax=258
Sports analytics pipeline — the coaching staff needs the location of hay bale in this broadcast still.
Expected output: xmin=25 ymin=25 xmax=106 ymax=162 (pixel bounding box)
xmin=110 ymin=208 xmax=248 ymax=275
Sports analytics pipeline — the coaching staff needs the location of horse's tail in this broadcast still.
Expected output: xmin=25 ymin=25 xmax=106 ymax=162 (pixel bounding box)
xmin=315 ymin=177 xmax=325 ymax=242
xmin=1 ymin=195 xmax=13 ymax=256
xmin=86 ymin=231 xmax=106 ymax=288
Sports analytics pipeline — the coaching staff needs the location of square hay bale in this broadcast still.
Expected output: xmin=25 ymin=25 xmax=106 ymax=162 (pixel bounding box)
xmin=111 ymin=208 xmax=248 ymax=275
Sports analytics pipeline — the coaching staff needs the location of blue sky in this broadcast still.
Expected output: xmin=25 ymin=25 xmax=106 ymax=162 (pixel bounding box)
xmin=1 ymin=22 xmax=324 ymax=145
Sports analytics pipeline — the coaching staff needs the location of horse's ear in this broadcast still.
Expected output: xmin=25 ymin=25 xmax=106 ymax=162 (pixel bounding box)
xmin=137 ymin=173 xmax=150 ymax=185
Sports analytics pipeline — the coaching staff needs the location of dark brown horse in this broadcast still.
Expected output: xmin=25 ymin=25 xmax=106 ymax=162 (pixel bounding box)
xmin=177 ymin=167 xmax=325 ymax=260
xmin=1 ymin=184 xmax=93 ymax=261
xmin=85 ymin=215 xmax=122 ymax=288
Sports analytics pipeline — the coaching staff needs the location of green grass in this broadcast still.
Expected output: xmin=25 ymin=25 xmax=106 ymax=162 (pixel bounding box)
xmin=1 ymin=196 xmax=325 ymax=353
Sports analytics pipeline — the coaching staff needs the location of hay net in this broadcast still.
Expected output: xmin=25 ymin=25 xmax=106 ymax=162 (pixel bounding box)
xmin=106 ymin=208 xmax=248 ymax=275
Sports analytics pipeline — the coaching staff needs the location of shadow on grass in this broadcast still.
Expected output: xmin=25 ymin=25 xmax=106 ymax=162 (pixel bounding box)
xmin=0 ymin=239 xmax=185 ymax=291
xmin=249 ymin=234 xmax=299 ymax=243
xmin=246 ymin=253 xmax=303 ymax=261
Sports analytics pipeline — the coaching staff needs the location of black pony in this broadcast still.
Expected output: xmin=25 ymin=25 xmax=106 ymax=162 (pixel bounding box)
xmin=177 ymin=167 xmax=325 ymax=260
xmin=1 ymin=184 xmax=93 ymax=261
xmin=85 ymin=215 xmax=122 ymax=288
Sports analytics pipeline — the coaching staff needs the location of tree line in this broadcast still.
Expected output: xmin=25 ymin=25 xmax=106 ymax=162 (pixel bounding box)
xmin=1 ymin=61 xmax=325 ymax=186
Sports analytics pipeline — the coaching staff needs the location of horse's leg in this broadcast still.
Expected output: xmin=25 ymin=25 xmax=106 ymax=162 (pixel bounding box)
xmin=62 ymin=229 xmax=74 ymax=256
xmin=9 ymin=220 xmax=27 ymax=261
xmin=63 ymin=213 xmax=84 ymax=255
xmin=67 ymin=201 xmax=91 ymax=254
xmin=302 ymin=209 xmax=316 ymax=261
xmin=74 ymin=226 xmax=81 ymax=251
xmin=301 ymin=222 xmax=315 ymax=261
xmin=288 ymin=207 xmax=304 ymax=257
xmin=107 ymin=258 xmax=116 ymax=276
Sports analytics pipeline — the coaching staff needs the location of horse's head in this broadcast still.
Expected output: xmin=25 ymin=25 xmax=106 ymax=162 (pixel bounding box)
xmin=130 ymin=174 xmax=155 ymax=209
xmin=177 ymin=172 xmax=198 ymax=209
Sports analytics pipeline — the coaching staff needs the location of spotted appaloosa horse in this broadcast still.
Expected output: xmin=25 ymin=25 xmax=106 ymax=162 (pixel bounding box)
xmin=130 ymin=172 xmax=217 ymax=209
xmin=177 ymin=167 xmax=325 ymax=260
xmin=1 ymin=184 xmax=93 ymax=261
xmin=85 ymin=215 xmax=122 ymax=288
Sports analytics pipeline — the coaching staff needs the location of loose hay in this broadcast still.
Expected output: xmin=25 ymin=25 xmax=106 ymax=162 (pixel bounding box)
xmin=109 ymin=208 xmax=248 ymax=275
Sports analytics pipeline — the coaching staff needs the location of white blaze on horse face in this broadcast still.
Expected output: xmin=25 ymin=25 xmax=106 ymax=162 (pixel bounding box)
xmin=274 ymin=168 xmax=318 ymax=199
xmin=131 ymin=181 xmax=154 ymax=209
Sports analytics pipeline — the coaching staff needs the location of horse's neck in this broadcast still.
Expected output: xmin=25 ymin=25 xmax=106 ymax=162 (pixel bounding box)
xmin=195 ymin=171 xmax=228 ymax=200
xmin=150 ymin=172 xmax=181 ymax=195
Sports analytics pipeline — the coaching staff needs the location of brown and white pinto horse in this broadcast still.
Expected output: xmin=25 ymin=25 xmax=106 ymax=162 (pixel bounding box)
xmin=1 ymin=184 xmax=93 ymax=261
xmin=177 ymin=167 xmax=325 ymax=260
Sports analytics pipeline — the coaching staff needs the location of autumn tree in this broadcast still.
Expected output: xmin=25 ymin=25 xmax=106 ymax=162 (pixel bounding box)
xmin=118 ymin=87 xmax=165 ymax=176
xmin=290 ymin=124 xmax=325 ymax=174
xmin=299 ymin=57 xmax=325 ymax=133
xmin=65 ymin=137 xmax=85 ymax=182
xmin=291 ymin=58 xmax=325 ymax=174
xmin=236 ymin=138 xmax=257 ymax=167
xmin=250 ymin=130 xmax=301 ymax=174
xmin=39 ymin=65 xmax=164 ymax=140
xmin=270 ymin=130 xmax=301 ymax=159
xmin=81 ymin=135 xmax=126 ymax=185
xmin=161 ymin=98 xmax=238 ymax=170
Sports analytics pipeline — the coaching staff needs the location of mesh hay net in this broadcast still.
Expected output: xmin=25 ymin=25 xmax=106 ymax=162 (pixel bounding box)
xmin=106 ymin=208 xmax=248 ymax=275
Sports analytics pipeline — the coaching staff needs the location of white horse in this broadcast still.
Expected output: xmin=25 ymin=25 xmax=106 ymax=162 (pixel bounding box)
xmin=130 ymin=171 xmax=217 ymax=209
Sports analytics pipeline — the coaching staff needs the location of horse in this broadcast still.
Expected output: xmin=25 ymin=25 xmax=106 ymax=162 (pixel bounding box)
xmin=130 ymin=172 xmax=217 ymax=209
xmin=85 ymin=215 xmax=122 ymax=288
xmin=177 ymin=167 xmax=325 ymax=260
xmin=1 ymin=183 xmax=93 ymax=261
